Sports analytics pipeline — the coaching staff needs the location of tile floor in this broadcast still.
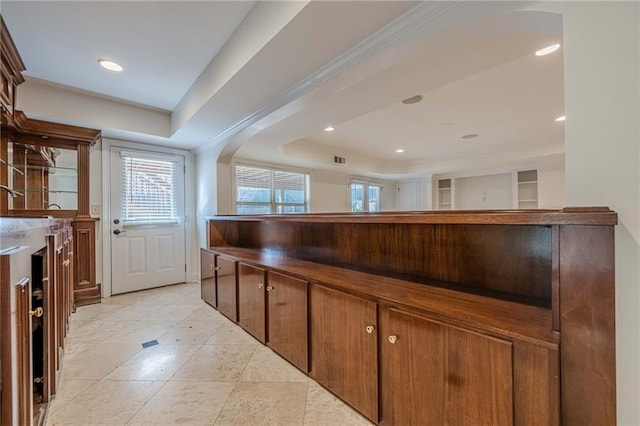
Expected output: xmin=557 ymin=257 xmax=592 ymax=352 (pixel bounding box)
xmin=45 ymin=282 xmax=375 ymax=425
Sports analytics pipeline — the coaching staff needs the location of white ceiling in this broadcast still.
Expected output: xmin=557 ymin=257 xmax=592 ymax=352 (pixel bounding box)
xmin=1 ymin=1 xmax=564 ymax=178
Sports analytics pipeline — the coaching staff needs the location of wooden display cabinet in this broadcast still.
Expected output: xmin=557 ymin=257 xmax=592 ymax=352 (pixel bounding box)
xmin=1 ymin=18 xmax=101 ymax=308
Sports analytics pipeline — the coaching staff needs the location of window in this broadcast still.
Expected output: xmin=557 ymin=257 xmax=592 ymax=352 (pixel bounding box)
xmin=121 ymin=154 xmax=179 ymax=223
xmin=235 ymin=164 xmax=309 ymax=214
xmin=350 ymin=181 xmax=382 ymax=212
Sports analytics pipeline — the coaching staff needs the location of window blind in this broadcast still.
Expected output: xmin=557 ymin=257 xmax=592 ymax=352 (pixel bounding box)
xmin=122 ymin=155 xmax=178 ymax=222
xmin=235 ymin=164 xmax=309 ymax=214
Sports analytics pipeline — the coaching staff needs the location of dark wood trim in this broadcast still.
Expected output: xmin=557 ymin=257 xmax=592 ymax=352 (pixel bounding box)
xmin=208 ymin=208 xmax=617 ymax=226
xmin=12 ymin=111 xmax=100 ymax=145
xmin=559 ymin=225 xmax=616 ymax=424
xmin=0 ymin=255 xmax=12 ymax=426
xmin=0 ymin=16 xmax=26 ymax=85
xmin=15 ymin=278 xmax=31 ymax=426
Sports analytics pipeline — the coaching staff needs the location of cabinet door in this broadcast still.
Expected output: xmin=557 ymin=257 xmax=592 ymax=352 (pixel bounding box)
xmin=200 ymin=249 xmax=217 ymax=308
xmin=238 ymin=263 xmax=266 ymax=343
xmin=216 ymin=255 xmax=237 ymax=322
xmin=311 ymin=284 xmax=378 ymax=423
xmin=380 ymin=306 xmax=513 ymax=425
xmin=267 ymin=271 xmax=308 ymax=372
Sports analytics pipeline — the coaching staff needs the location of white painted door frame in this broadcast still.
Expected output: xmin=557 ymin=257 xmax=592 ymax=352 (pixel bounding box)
xmin=101 ymin=138 xmax=197 ymax=298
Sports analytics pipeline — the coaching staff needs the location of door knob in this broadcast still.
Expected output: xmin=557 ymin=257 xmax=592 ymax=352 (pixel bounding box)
xmin=266 ymin=285 xmax=274 ymax=292
xmin=113 ymin=229 xmax=126 ymax=235
xmin=365 ymin=325 xmax=375 ymax=334
xmin=214 ymin=266 xmax=222 ymax=271
xmin=388 ymin=334 xmax=399 ymax=344
xmin=29 ymin=307 xmax=44 ymax=318
xmin=258 ymin=283 xmax=264 ymax=289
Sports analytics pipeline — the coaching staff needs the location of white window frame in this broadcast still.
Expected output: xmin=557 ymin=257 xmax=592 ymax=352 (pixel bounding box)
xmin=349 ymin=178 xmax=383 ymax=212
xmin=234 ymin=162 xmax=311 ymax=214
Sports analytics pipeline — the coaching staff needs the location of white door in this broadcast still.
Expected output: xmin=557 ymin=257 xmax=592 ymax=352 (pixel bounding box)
xmin=109 ymin=147 xmax=186 ymax=294
xmin=396 ymin=180 xmax=418 ymax=210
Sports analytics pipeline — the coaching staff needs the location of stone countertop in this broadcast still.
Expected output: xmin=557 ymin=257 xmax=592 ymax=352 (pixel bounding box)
xmin=0 ymin=217 xmax=54 ymax=253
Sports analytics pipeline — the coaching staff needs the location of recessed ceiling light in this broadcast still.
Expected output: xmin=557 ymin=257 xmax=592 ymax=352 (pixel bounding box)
xmin=461 ymin=133 xmax=479 ymax=140
xmin=324 ymin=126 xmax=335 ymax=132
xmin=535 ymin=43 xmax=561 ymax=56
xmin=395 ymin=149 xmax=404 ymax=153
xmin=98 ymin=59 xmax=123 ymax=72
xmin=401 ymin=95 xmax=423 ymax=105
xmin=555 ymin=115 xmax=566 ymax=122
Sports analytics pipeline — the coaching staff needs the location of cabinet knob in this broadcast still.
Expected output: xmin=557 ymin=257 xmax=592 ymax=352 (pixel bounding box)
xmin=266 ymin=285 xmax=274 ymax=292
xmin=63 ymin=260 xmax=70 ymax=267
xmin=365 ymin=325 xmax=375 ymax=334
xmin=214 ymin=266 xmax=222 ymax=271
xmin=29 ymin=307 xmax=44 ymax=318
xmin=388 ymin=334 xmax=399 ymax=344
xmin=258 ymin=283 xmax=264 ymax=289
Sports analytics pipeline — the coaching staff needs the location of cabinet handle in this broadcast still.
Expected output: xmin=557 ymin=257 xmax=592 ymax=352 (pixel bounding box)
xmin=258 ymin=283 xmax=264 ymax=289
xmin=365 ymin=325 xmax=375 ymax=334
xmin=388 ymin=334 xmax=399 ymax=344
xmin=214 ymin=266 xmax=222 ymax=271
xmin=63 ymin=260 xmax=70 ymax=266
xmin=29 ymin=307 xmax=44 ymax=318
xmin=266 ymin=285 xmax=274 ymax=292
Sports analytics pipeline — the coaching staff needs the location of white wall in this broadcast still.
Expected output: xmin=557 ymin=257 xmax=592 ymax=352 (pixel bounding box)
xmin=455 ymin=173 xmax=512 ymax=210
xmin=537 ymin=161 xmax=565 ymax=208
xmin=555 ymin=2 xmax=639 ymax=424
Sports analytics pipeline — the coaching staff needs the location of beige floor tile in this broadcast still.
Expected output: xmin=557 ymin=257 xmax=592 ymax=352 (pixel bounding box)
xmin=69 ymin=303 xmax=126 ymax=322
xmin=240 ymin=346 xmax=309 ymax=383
xmin=66 ymin=319 xmax=135 ymax=345
xmin=214 ymin=382 xmax=308 ymax=426
xmin=171 ymin=344 xmax=256 ymax=382
xmin=46 ymin=380 xmax=163 ymax=425
xmin=127 ymin=381 xmax=235 ymax=425
xmin=303 ymin=381 xmax=374 ymax=426
xmin=60 ymin=342 xmax=142 ymax=380
xmin=157 ymin=323 xmax=222 ymax=346
xmin=143 ymin=303 xmax=202 ymax=323
xmin=104 ymin=344 xmax=199 ymax=381
xmin=102 ymin=319 xmax=176 ymax=344
xmin=184 ymin=305 xmax=226 ymax=323
xmin=46 ymin=379 xmax=98 ymax=414
xmin=205 ymin=323 xmax=260 ymax=346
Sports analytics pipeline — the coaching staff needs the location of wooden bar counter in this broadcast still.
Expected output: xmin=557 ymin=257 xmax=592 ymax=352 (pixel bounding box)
xmin=202 ymin=208 xmax=617 ymax=425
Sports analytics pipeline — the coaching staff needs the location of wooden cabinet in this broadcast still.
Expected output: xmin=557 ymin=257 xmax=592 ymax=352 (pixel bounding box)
xmin=267 ymin=271 xmax=308 ymax=372
xmin=238 ymin=263 xmax=266 ymax=342
xmin=0 ymin=16 xmax=25 ymax=117
xmin=200 ymin=249 xmax=217 ymax=308
xmin=215 ymin=255 xmax=237 ymax=322
xmin=379 ymin=306 xmax=514 ymax=425
xmin=1 ymin=219 xmax=77 ymax=425
xmin=205 ymin=209 xmax=615 ymax=425
xmin=310 ymin=284 xmax=378 ymax=423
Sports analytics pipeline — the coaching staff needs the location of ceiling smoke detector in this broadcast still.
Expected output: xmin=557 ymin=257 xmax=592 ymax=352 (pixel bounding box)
xmin=401 ymin=95 xmax=423 ymax=105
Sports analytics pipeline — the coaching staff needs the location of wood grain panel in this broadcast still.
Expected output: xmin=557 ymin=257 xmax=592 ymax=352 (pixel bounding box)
xmin=513 ymin=342 xmax=559 ymax=425
xmin=0 ymin=256 xmax=11 ymax=426
xmin=310 ymin=284 xmax=378 ymax=423
xmin=559 ymin=225 xmax=616 ymax=425
xmin=267 ymin=271 xmax=308 ymax=372
xmin=15 ymin=279 xmax=31 ymax=426
xmin=381 ymin=306 xmax=513 ymax=425
xmin=238 ymin=262 xmax=266 ymax=343
xmin=200 ymin=249 xmax=217 ymax=308
xmin=216 ymin=255 xmax=237 ymax=322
